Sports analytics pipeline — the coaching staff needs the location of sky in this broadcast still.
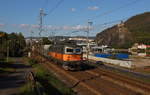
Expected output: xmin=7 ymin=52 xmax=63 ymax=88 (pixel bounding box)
xmin=0 ymin=0 xmax=150 ymax=37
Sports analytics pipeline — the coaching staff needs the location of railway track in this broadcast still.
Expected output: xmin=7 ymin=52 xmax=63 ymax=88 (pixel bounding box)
xmin=33 ymin=54 xmax=150 ymax=95
xmin=86 ymin=68 xmax=150 ymax=95
xmin=42 ymin=59 xmax=102 ymax=95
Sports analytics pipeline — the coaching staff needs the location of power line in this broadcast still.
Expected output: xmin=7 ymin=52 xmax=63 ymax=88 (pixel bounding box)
xmin=71 ymin=0 xmax=141 ymax=26
xmin=41 ymin=0 xmax=140 ymax=36
xmin=47 ymin=0 xmax=64 ymax=15
xmin=94 ymin=17 xmax=128 ymax=27
xmin=46 ymin=17 xmax=128 ymax=36
xmin=90 ymin=0 xmax=141 ymax=20
xmin=61 ymin=17 xmax=128 ymax=36
xmin=44 ymin=0 xmax=140 ymax=29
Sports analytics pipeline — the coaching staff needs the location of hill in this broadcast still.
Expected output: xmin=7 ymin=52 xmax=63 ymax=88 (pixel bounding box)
xmin=96 ymin=12 xmax=150 ymax=48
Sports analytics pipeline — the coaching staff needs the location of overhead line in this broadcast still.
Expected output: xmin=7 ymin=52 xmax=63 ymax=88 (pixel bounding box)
xmin=47 ymin=0 xmax=64 ymax=15
xmin=44 ymin=0 xmax=140 ymax=36
xmin=90 ymin=0 xmax=141 ymax=20
xmin=94 ymin=17 xmax=128 ymax=27
xmin=67 ymin=0 xmax=141 ymax=28
xmin=64 ymin=17 xmax=129 ymax=35
xmin=47 ymin=17 xmax=128 ymax=35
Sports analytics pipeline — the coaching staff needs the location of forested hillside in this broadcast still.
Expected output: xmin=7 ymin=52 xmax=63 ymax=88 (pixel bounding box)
xmin=96 ymin=12 xmax=150 ymax=48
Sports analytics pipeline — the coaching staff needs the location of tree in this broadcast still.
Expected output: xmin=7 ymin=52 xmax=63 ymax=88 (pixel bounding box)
xmin=42 ymin=37 xmax=52 ymax=45
xmin=0 ymin=31 xmax=8 ymax=61
xmin=8 ymin=32 xmax=26 ymax=57
xmin=0 ymin=31 xmax=26 ymax=58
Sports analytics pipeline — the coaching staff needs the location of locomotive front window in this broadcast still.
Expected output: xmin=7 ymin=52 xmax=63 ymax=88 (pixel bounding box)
xmin=66 ymin=48 xmax=74 ymax=53
xmin=75 ymin=49 xmax=81 ymax=53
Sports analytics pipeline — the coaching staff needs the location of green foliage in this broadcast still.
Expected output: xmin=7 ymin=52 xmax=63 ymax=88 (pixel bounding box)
xmin=28 ymin=58 xmax=38 ymax=66
xmin=137 ymin=49 xmax=146 ymax=53
xmin=42 ymin=37 xmax=52 ymax=45
xmin=125 ymin=12 xmax=150 ymax=45
xmin=96 ymin=12 xmax=150 ymax=48
xmin=34 ymin=64 xmax=75 ymax=95
xmin=19 ymin=83 xmax=37 ymax=95
xmin=24 ymin=58 xmax=75 ymax=95
xmin=0 ymin=58 xmax=15 ymax=74
xmin=0 ymin=53 xmax=5 ymax=61
xmin=8 ymin=32 xmax=26 ymax=57
xmin=0 ymin=31 xmax=8 ymax=59
xmin=0 ymin=31 xmax=26 ymax=59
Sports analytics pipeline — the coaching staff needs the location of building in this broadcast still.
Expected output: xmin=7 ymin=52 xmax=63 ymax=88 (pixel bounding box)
xmin=130 ymin=43 xmax=150 ymax=57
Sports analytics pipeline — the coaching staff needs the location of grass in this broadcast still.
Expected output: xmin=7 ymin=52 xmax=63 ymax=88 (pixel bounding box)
xmin=26 ymin=57 xmax=75 ymax=95
xmin=0 ymin=57 xmax=15 ymax=63
xmin=0 ymin=57 xmax=16 ymax=74
xmin=19 ymin=81 xmax=48 ymax=95
xmin=19 ymin=83 xmax=37 ymax=95
xmin=34 ymin=64 xmax=75 ymax=95
xmin=0 ymin=67 xmax=15 ymax=73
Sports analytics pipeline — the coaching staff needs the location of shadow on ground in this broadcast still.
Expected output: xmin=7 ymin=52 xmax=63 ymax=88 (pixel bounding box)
xmin=0 ymin=74 xmax=25 ymax=89
xmin=0 ymin=59 xmax=30 ymax=91
xmin=0 ymin=62 xmax=30 ymax=70
xmin=37 ymin=78 xmax=63 ymax=95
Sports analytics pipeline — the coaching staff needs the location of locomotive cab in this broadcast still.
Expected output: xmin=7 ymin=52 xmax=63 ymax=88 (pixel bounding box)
xmin=48 ymin=41 xmax=84 ymax=71
xmin=63 ymin=46 xmax=83 ymax=70
xmin=64 ymin=46 xmax=82 ymax=61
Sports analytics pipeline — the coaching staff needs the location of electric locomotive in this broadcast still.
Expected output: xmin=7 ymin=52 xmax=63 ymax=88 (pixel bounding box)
xmin=47 ymin=41 xmax=84 ymax=70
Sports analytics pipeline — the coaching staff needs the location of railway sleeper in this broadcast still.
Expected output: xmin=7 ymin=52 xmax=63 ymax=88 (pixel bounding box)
xmin=101 ymin=75 xmax=150 ymax=95
xmin=71 ymin=75 xmax=101 ymax=88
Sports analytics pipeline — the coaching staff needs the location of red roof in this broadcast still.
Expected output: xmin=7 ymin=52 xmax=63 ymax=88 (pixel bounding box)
xmin=146 ymin=45 xmax=150 ymax=48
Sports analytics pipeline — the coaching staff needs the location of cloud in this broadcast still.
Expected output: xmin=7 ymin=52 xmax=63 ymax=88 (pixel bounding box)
xmin=31 ymin=25 xmax=40 ymax=28
xmin=70 ymin=8 xmax=76 ymax=12
xmin=0 ymin=24 xmax=5 ymax=27
xmin=72 ymin=25 xmax=87 ymax=31
xmin=62 ymin=26 xmax=71 ymax=30
xmin=9 ymin=24 xmax=93 ymax=32
xmin=88 ymin=6 xmax=99 ymax=10
xmin=45 ymin=25 xmax=90 ymax=31
xmin=11 ymin=24 xmax=17 ymax=27
xmin=46 ymin=25 xmax=61 ymax=31
xmin=20 ymin=24 xmax=29 ymax=28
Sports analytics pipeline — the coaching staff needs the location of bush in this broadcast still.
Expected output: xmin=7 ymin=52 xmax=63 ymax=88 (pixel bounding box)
xmin=0 ymin=53 xmax=5 ymax=62
xmin=28 ymin=58 xmax=38 ymax=66
xmin=19 ymin=83 xmax=36 ymax=95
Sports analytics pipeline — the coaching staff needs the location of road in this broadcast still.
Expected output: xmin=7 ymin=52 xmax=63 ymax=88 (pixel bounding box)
xmin=0 ymin=58 xmax=31 ymax=95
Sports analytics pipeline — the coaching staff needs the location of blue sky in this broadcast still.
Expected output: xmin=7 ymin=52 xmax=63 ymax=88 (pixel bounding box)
xmin=0 ymin=0 xmax=150 ymax=37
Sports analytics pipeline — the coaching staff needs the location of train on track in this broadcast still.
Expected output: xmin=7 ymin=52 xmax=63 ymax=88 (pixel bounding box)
xmin=43 ymin=40 xmax=86 ymax=70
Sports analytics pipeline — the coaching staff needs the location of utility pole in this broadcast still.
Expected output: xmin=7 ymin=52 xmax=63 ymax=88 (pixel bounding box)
xmin=30 ymin=30 xmax=34 ymax=57
xmin=38 ymin=8 xmax=47 ymax=55
xmin=39 ymin=8 xmax=47 ymax=37
xmin=6 ymin=40 xmax=9 ymax=62
xmin=86 ymin=20 xmax=93 ymax=62
xmin=30 ymin=30 xmax=33 ymax=47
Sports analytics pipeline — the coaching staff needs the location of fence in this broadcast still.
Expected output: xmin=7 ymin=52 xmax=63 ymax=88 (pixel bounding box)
xmin=84 ymin=54 xmax=133 ymax=68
